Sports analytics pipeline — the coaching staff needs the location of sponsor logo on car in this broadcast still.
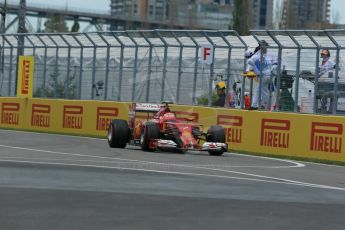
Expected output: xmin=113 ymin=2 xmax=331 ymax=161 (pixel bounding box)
xmin=310 ymin=122 xmax=342 ymax=153
xmin=63 ymin=105 xmax=83 ymax=129
xmin=135 ymin=103 xmax=161 ymax=111
xmin=31 ymin=104 xmax=50 ymax=128
xmin=260 ymin=119 xmax=290 ymax=148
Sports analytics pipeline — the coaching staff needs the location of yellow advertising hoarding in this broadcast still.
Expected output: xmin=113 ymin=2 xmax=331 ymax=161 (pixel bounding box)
xmin=171 ymin=105 xmax=345 ymax=162
xmin=0 ymin=97 xmax=26 ymax=129
xmin=24 ymin=99 xmax=129 ymax=136
xmin=17 ymin=56 xmax=34 ymax=98
xmin=0 ymin=97 xmax=344 ymax=163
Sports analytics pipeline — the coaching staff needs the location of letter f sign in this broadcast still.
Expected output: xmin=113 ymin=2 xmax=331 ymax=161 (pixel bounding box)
xmin=200 ymin=45 xmax=214 ymax=65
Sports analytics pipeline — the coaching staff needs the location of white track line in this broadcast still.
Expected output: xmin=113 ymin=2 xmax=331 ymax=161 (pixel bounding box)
xmin=1 ymin=144 xmax=344 ymax=191
xmin=0 ymin=129 xmax=105 ymax=141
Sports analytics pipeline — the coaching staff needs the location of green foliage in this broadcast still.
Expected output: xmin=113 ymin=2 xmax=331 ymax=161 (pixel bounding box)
xmin=197 ymin=92 xmax=220 ymax=106
xmin=71 ymin=19 xmax=80 ymax=32
xmin=44 ymin=14 xmax=68 ymax=32
xmin=34 ymin=66 xmax=77 ymax=99
xmin=232 ymin=0 xmax=250 ymax=35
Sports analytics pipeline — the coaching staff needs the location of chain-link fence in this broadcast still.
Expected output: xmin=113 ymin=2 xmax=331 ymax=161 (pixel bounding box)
xmin=0 ymin=29 xmax=344 ymax=115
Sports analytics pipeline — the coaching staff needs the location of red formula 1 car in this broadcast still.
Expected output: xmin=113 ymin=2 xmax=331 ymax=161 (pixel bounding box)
xmin=107 ymin=102 xmax=228 ymax=156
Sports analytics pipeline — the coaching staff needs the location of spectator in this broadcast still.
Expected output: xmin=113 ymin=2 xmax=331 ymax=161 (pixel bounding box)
xmin=319 ymin=49 xmax=335 ymax=77
xmin=318 ymin=49 xmax=336 ymax=113
xmin=213 ymin=81 xmax=227 ymax=107
xmin=246 ymin=40 xmax=277 ymax=110
xmin=228 ymin=82 xmax=240 ymax=108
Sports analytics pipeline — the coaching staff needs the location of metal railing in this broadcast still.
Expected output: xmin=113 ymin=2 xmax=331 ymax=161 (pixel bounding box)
xmin=0 ymin=29 xmax=344 ymax=115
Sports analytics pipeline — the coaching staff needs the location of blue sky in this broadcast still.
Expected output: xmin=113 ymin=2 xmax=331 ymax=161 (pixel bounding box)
xmin=330 ymin=0 xmax=345 ymax=23
xmin=2 ymin=0 xmax=345 ymax=24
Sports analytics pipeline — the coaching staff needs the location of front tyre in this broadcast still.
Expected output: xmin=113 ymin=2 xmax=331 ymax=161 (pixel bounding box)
xmin=141 ymin=122 xmax=160 ymax=152
xmin=108 ymin=119 xmax=130 ymax=148
xmin=206 ymin=125 xmax=226 ymax=156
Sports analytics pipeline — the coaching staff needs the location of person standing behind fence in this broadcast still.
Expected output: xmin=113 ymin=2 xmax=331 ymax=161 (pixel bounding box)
xmin=213 ymin=81 xmax=227 ymax=107
xmin=246 ymin=40 xmax=277 ymax=110
xmin=318 ymin=49 xmax=336 ymax=113
xmin=319 ymin=49 xmax=335 ymax=78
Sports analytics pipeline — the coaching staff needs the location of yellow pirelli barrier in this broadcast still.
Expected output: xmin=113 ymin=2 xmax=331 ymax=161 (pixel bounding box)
xmin=0 ymin=98 xmax=129 ymax=136
xmin=0 ymin=97 xmax=344 ymax=163
xmin=0 ymin=97 xmax=26 ymax=129
xmin=25 ymin=98 xmax=129 ymax=136
xmin=170 ymin=104 xmax=345 ymax=162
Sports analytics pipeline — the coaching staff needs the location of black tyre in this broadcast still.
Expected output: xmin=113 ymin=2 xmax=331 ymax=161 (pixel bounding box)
xmin=141 ymin=122 xmax=160 ymax=152
xmin=192 ymin=127 xmax=202 ymax=139
xmin=108 ymin=119 xmax=130 ymax=148
xmin=206 ymin=125 xmax=226 ymax=156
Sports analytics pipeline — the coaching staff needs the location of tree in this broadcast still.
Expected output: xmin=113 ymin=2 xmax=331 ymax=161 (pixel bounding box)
xmin=34 ymin=66 xmax=77 ymax=99
xmin=231 ymin=0 xmax=250 ymax=35
xmin=71 ymin=19 xmax=80 ymax=32
xmin=44 ymin=14 xmax=68 ymax=32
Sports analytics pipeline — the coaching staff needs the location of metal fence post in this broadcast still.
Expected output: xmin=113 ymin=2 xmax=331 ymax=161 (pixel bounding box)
xmin=156 ymin=30 xmax=168 ymax=102
xmin=84 ymin=33 xmax=97 ymax=100
xmin=25 ymin=36 xmax=35 ymax=56
xmin=47 ymin=34 xmax=59 ymax=98
xmin=305 ymin=31 xmax=320 ymax=114
xmin=187 ymin=32 xmax=199 ymax=105
xmin=98 ymin=32 xmax=111 ymax=101
xmin=267 ymin=31 xmax=282 ymax=111
xmin=219 ymin=31 xmax=232 ymax=107
xmin=2 ymin=36 xmax=12 ymax=96
xmin=36 ymin=35 xmax=48 ymax=97
xmin=236 ymin=32 xmax=249 ymax=108
xmin=112 ymin=32 xmax=125 ymax=102
xmin=251 ymin=33 xmax=264 ymax=109
xmin=140 ymin=31 xmax=153 ymax=102
xmin=286 ymin=31 xmax=301 ymax=113
xmin=325 ymin=31 xmax=340 ymax=114
xmin=72 ymin=34 xmax=84 ymax=100
xmin=59 ymin=34 xmax=72 ymax=99
xmin=126 ymin=32 xmax=139 ymax=102
xmin=203 ymin=31 xmax=215 ymax=107
xmin=171 ymin=31 xmax=184 ymax=104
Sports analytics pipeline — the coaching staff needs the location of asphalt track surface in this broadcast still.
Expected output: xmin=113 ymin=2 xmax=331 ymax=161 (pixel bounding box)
xmin=1 ymin=130 xmax=345 ymax=230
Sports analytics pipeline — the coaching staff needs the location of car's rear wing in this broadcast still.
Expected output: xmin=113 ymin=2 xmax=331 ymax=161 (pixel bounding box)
xmin=128 ymin=103 xmax=161 ymax=128
xmin=133 ymin=103 xmax=161 ymax=112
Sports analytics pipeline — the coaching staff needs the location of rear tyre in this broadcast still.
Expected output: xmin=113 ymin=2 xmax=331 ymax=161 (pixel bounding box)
xmin=141 ymin=122 xmax=160 ymax=152
xmin=108 ymin=119 xmax=130 ymax=148
xmin=206 ymin=125 xmax=226 ymax=156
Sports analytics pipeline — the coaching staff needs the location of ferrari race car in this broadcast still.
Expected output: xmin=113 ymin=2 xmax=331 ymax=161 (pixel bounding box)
xmin=107 ymin=102 xmax=228 ymax=156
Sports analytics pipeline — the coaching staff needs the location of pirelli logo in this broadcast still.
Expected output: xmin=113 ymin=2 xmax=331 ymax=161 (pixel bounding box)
xmin=1 ymin=103 xmax=20 ymax=125
xmin=21 ymin=59 xmax=31 ymax=94
xmin=310 ymin=122 xmax=342 ymax=153
xmin=217 ymin=115 xmax=243 ymax=143
xmin=260 ymin=119 xmax=290 ymax=148
xmin=175 ymin=111 xmax=199 ymax=122
xmin=96 ymin=107 xmax=118 ymax=131
xmin=63 ymin=105 xmax=83 ymax=129
xmin=31 ymin=104 xmax=51 ymax=128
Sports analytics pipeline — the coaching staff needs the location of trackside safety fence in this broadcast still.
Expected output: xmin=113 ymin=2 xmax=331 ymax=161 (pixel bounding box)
xmin=0 ymin=29 xmax=344 ymax=115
